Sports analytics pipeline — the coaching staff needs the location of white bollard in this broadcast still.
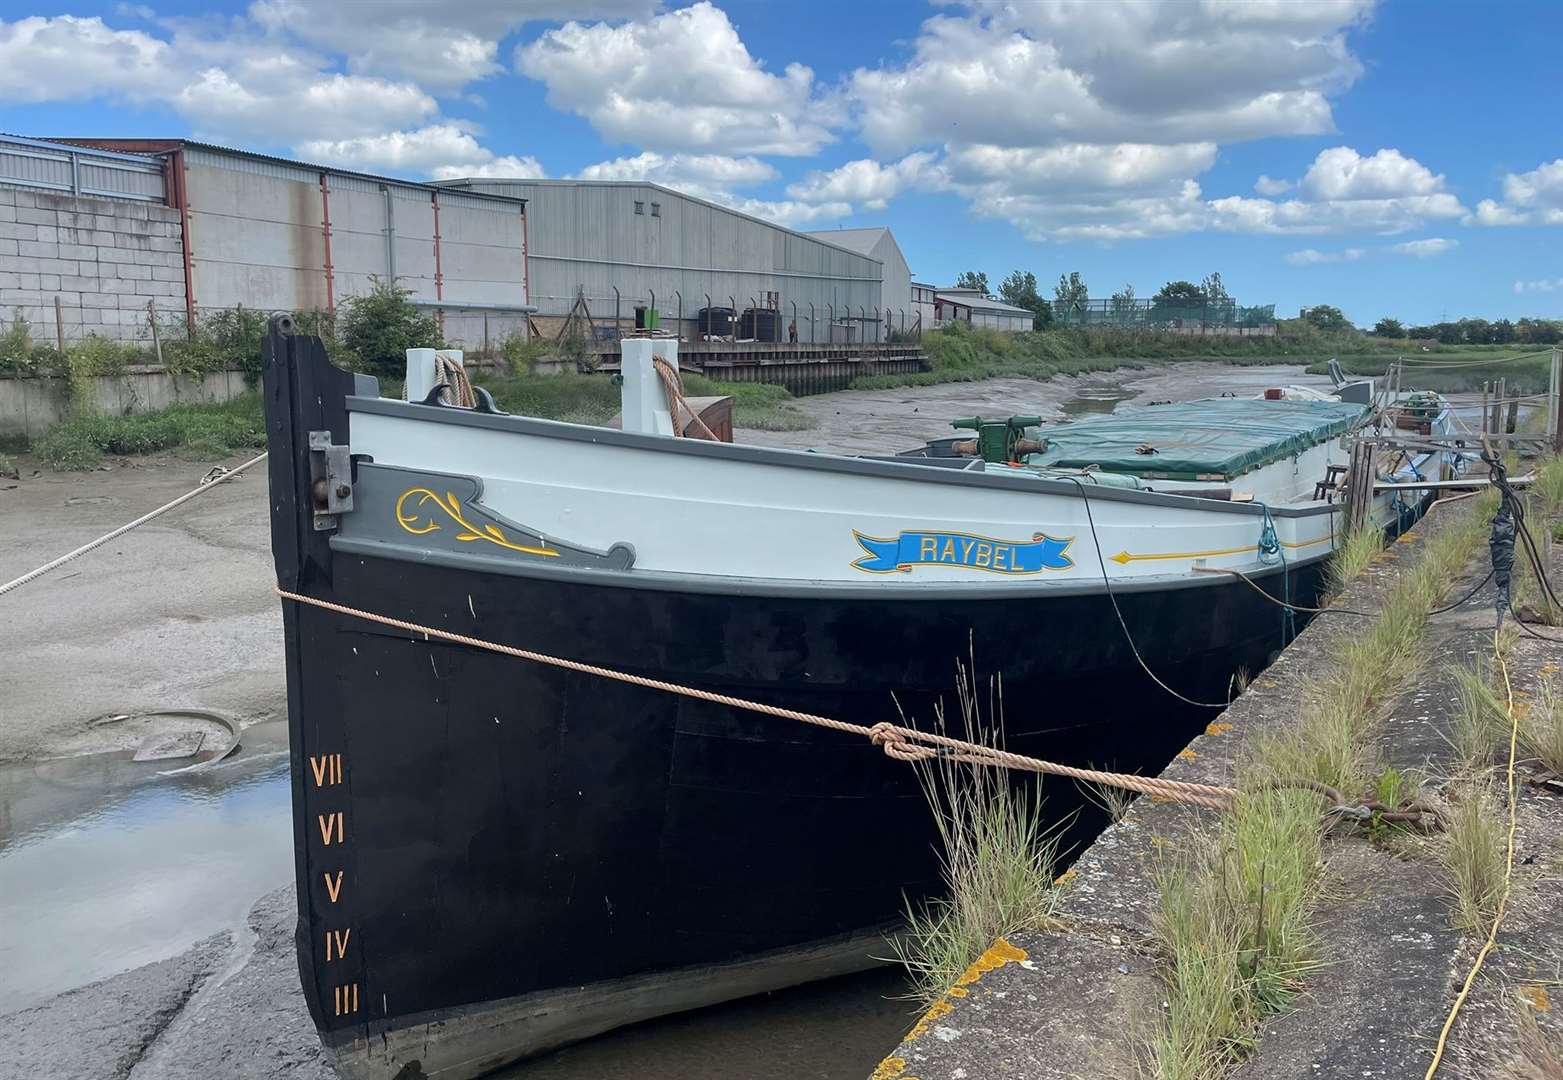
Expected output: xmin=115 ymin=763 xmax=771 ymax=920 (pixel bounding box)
xmin=620 ymin=338 xmax=678 ymax=436
xmin=405 ymin=348 xmax=437 ymax=402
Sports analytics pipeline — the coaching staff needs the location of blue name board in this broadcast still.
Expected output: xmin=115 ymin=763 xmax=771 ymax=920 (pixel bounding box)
xmin=852 ymin=530 xmax=1074 ymax=575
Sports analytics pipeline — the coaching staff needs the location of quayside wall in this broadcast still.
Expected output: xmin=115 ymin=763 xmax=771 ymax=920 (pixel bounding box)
xmin=872 ymin=498 xmax=1563 ymax=1079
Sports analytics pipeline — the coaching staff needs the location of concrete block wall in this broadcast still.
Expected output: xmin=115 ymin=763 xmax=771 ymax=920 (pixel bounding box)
xmin=0 ymin=185 xmax=187 ymax=344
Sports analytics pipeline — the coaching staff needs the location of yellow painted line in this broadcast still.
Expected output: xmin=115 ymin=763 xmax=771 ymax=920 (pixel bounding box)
xmin=1109 ymin=534 xmax=1334 ymax=565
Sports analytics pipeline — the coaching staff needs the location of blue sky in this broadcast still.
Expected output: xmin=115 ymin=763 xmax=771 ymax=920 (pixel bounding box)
xmin=3 ymin=0 xmax=1562 ymax=326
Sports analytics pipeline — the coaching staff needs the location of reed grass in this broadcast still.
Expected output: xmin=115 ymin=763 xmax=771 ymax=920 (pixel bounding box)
xmin=1499 ymin=1003 xmax=1563 ymax=1080
xmin=891 ymin=672 xmax=1062 ymax=1006
xmin=1449 ymin=657 xmax=1509 ymax=775
xmin=1439 ymin=781 xmax=1508 ymax=932
xmin=1149 ymin=494 xmax=1495 ymax=1077
xmin=1524 ymin=678 xmax=1563 ymax=777
xmin=1149 ymin=786 xmax=1324 ymax=1080
xmin=1325 ymin=526 xmax=1384 ymax=598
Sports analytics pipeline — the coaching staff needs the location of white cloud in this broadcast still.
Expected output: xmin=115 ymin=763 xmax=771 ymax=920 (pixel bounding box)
xmin=247 ymin=1 xmax=651 ymax=90
xmin=431 ymin=155 xmax=547 ymax=181
xmin=1515 ymin=278 xmax=1563 ymax=295
xmin=718 ymin=196 xmax=852 ymax=228
xmin=785 ymin=153 xmax=943 ymax=209
xmin=575 ymin=152 xmax=778 ymax=189
xmin=517 ymin=2 xmax=836 ymax=156
xmin=299 ymin=124 xmax=546 ymax=180
xmin=1387 ymin=237 xmax=1457 ymax=258
xmin=0 ymin=15 xmax=176 ymax=102
xmin=1502 ymin=158 xmax=1563 ymax=212
xmin=847 ymin=3 xmax=1368 ymax=156
xmin=1467 ymin=199 xmax=1529 ymax=227
xmin=0 ymin=14 xmax=439 ymax=145
xmin=1285 ymin=247 xmax=1365 ymax=265
xmin=1299 ymin=146 xmax=1443 ymax=200
xmin=176 ymin=67 xmax=438 ymax=143
xmin=1254 ymin=174 xmax=1293 ymax=196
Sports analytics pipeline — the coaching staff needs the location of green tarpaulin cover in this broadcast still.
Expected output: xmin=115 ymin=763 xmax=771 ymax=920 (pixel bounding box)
xmin=1027 ymin=397 xmax=1368 ymax=481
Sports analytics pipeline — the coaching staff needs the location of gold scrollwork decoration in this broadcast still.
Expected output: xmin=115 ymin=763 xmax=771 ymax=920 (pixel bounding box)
xmin=394 ymin=488 xmax=559 ymax=558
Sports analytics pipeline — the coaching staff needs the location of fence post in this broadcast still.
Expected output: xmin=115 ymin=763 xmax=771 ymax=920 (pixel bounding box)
xmin=1552 ymin=346 xmax=1563 ymax=454
xmin=147 ymin=299 xmax=163 ymax=366
xmin=53 ymin=295 xmax=65 ymax=354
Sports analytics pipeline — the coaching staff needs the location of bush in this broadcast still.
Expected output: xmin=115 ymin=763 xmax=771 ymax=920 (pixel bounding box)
xmin=337 ymin=279 xmax=442 ymax=378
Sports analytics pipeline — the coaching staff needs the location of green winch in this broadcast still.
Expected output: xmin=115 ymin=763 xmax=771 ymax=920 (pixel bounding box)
xmin=950 ymin=415 xmax=1047 ymax=464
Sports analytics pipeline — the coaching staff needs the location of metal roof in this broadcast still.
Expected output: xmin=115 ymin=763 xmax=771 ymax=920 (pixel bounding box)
xmin=435 ymin=176 xmax=875 ymax=262
xmin=935 ymin=291 xmax=1036 ymax=317
xmin=41 ymin=137 xmax=528 ymax=208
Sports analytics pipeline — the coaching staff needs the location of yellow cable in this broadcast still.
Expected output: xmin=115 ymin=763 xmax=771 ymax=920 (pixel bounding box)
xmin=1423 ymin=630 xmax=1521 ymax=1078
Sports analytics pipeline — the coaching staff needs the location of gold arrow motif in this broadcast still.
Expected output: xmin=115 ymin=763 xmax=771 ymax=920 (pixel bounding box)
xmin=1109 ymin=534 xmax=1334 ymax=565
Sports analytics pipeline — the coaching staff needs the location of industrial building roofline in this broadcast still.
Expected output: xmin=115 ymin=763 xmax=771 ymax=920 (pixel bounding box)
xmin=433 ymin=176 xmax=881 ymax=266
xmin=43 ymin=137 xmax=530 ymax=209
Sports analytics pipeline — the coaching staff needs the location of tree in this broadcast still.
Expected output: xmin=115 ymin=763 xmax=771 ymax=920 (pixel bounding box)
xmin=1372 ymin=317 xmax=1405 ymax=338
xmin=1053 ymin=271 xmax=1089 ymax=314
xmin=998 ymin=270 xmax=1052 ymax=330
xmin=1200 ymin=272 xmax=1230 ymax=304
xmin=1301 ymin=304 xmax=1350 ymax=333
xmin=1153 ymin=280 xmax=1206 ymax=303
xmin=1492 ymin=319 xmax=1517 ymax=345
xmin=1110 ymin=283 xmax=1137 ymax=316
xmin=339 ymin=277 xmax=443 ymax=378
xmin=954 ymin=270 xmax=989 ymax=295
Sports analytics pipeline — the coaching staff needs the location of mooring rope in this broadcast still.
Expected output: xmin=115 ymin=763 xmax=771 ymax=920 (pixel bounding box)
xmin=0 ymin=451 xmax=269 ymax=598
xmin=652 ymin=355 xmax=720 ymax=441
xmin=273 ymin=586 xmax=1242 ymax=811
xmin=433 ymin=354 xmax=476 ymax=408
xmin=1423 ymin=633 xmax=1522 ymax=1078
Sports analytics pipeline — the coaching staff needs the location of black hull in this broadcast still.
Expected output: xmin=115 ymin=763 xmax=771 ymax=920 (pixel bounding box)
xmin=261 ymin=328 xmax=1327 ymax=1077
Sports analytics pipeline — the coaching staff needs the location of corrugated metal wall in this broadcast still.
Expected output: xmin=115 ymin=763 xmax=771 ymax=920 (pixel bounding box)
xmin=450 ymin=180 xmax=885 ymax=335
xmin=0 ymin=135 xmax=164 ymax=202
xmin=181 ymin=148 xmax=529 ymax=348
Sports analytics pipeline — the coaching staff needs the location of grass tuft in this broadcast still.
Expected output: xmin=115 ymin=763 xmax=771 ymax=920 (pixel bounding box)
xmin=890 ymin=671 xmax=1061 ymax=1007
xmin=1150 ymin=787 xmax=1323 ymax=1079
xmin=1449 ymin=658 xmax=1509 ymax=775
xmin=1150 ymin=493 xmax=1495 ymax=1076
xmin=1438 ymin=781 xmax=1507 ymax=932
xmin=1325 ymin=527 xmax=1383 ymax=598
xmin=1523 ymin=678 xmax=1563 ymax=777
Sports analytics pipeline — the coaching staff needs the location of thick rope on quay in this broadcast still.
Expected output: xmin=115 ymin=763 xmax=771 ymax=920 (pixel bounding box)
xmin=0 ymin=451 xmax=269 ymax=598
xmin=274 ymin=586 xmax=1242 ymax=811
xmin=652 ymin=355 xmax=720 ymax=442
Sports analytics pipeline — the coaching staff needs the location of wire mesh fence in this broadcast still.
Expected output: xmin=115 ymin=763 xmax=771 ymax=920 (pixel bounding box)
xmin=1052 ymin=296 xmax=1276 ymax=332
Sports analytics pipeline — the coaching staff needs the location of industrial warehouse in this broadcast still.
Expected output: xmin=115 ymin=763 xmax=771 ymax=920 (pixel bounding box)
xmin=0 ymin=134 xmax=950 ymax=353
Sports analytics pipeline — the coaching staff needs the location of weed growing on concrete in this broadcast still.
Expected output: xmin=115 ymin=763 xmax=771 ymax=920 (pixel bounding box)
xmin=1439 ymin=781 xmax=1507 ymax=932
xmin=1150 ymin=786 xmax=1323 ymax=1080
xmin=1151 ymin=496 xmax=1495 ymax=1078
xmin=1498 ymin=1001 xmax=1563 ymax=1079
xmin=1325 ymin=526 xmax=1383 ymax=598
xmin=1533 ymin=454 xmax=1563 ymax=520
xmin=1524 ymin=678 xmax=1563 ymax=778
xmin=891 ymin=673 xmax=1061 ymax=1007
xmin=1449 ymin=658 xmax=1509 ymax=774
xmin=1081 ymin=779 xmax=1136 ymax=825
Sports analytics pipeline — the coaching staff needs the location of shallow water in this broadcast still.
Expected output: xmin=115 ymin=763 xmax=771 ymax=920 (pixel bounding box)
xmin=0 ymin=719 xmax=915 ymax=1077
xmin=0 ymin=724 xmax=293 ymax=1013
